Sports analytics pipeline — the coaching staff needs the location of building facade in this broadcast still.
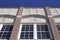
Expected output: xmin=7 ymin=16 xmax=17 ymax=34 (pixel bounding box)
xmin=0 ymin=7 xmax=60 ymax=40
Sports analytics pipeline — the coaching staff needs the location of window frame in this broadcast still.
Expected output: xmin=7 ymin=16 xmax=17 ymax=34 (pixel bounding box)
xmin=18 ymin=24 xmax=52 ymax=39
xmin=0 ymin=24 xmax=13 ymax=39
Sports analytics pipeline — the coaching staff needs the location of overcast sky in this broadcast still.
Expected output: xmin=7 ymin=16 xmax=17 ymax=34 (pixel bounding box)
xmin=0 ymin=0 xmax=60 ymax=7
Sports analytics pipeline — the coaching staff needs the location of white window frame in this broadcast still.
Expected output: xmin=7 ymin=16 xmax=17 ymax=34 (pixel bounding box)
xmin=17 ymin=24 xmax=22 ymax=39
xmin=0 ymin=24 xmax=3 ymax=31
xmin=34 ymin=24 xmax=37 ymax=39
xmin=17 ymin=24 xmax=51 ymax=40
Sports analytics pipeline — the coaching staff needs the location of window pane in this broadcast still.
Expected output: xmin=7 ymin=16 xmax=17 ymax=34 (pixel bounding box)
xmin=45 ymin=25 xmax=49 ymax=31
xmin=0 ymin=32 xmax=3 ymax=38
xmin=25 ymin=25 xmax=29 ymax=31
xmin=46 ymin=32 xmax=50 ymax=39
xmin=21 ymin=25 xmax=25 ymax=31
xmin=37 ymin=25 xmax=51 ymax=39
xmin=20 ymin=34 xmax=24 ymax=39
xmin=20 ymin=25 xmax=33 ymax=39
xmin=57 ymin=25 xmax=60 ymax=31
xmin=30 ymin=25 xmax=33 ymax=31
xmin=37 ymin=32 xmax=41 ymax=39
xmin=41 ymin=25 xmax=45 ymax=31
xmin=37 ymin=25 xmax=40 ymax=31
xmin=2 ymin=32 xmax=11 ymax=39
xmin=57 ymin=25 xmax=60 ymax=34
xmin=1 ymin=25 xmax=6 ymax=31
xmin=0 ymin=25 xmax=13 ymax=39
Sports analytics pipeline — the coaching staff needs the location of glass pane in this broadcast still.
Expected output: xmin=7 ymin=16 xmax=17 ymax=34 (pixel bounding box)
xmin=1 ymin=25 xmax=6 ymax=31
xmin=37 ymin=32 xmax=41 ymax=39
xmin=57 ymin=25 xmax=60 ymax=31
xmin=21 ymin=25 xmax=25 ymax=31
xmin=20 ymin=25 xmax=33 ymax=39
xmin=0 ymin=25 xmax=13 ymax=39
xmin=25 ymin=25 xmax=29 ymax=31
xmin=37 ymin=25 xmax=40 ymax=31
xmin=41 ymin=25 xmax=45 ymax=31
xmin=45 ymin=25 xmax=49 ymax=31
xmin=37 ymin=25 xmax=51 ymax=39
xmin=30 ymin=25 xmax=33 ymax=31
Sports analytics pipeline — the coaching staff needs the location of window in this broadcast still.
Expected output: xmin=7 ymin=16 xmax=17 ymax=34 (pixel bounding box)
xmin=0 ymin=24 xmax=13 ymax=39
xmin=19 ymin=24 xmax=52 ymax=39
xmin=57 ymin=25 xmax=60 ymax=34
xmin=20 ymin=25 xmax=33 ymax=39
xmin=37 ymin=25 xmax=50 ymax=39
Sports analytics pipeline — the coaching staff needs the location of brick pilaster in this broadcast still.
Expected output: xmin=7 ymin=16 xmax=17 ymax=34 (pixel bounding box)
xmin=44 ymin=7 xmax=59 ymax=40
xmin=10 ymin=7 xmax=23 ymax=40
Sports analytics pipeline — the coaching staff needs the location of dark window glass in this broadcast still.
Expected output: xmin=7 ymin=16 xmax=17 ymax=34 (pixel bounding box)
xmin=1 ymin=25 xmax=6 ymax=31
xmin=41 ymin=25 xmax=45 ymax=31
xmin=20 ymin=34 xmax=24 ymax=39
xmin=20 ymin=25 xmax=33 ymax=39
xmin=0 ymin=25 xmax=13 ymax=39
xmin=37 ymin=25 xmax=51 ymax=39
xmin=57 ymin=25 xmax=60 ymax=31
xmin=46 ymin=32 xmax=50 ymax=39
xmin=30 ymin=25 xmax=33 ymax=31
xmin=29 ymin=35 xmax=33 ymax=39
xmin=2 ymin=32 xmax=11 ymax=39
xmin=57 ymin=25 xmax=60 ymax=34
xmin=25 ymin=35 xmax=28 ymax=39
xmin=21 ymin=25 xmax=25 ymax=31
xmin=0 ymin=32 xmax=3 ymax=38
xmin=25 ymin=25 xmax=29 ymax=31
xmin=45 ymin=25 xmax=49 ymax=31
xmin=37 ymin=25 xmax=40 ymax=31
xmin=37 ymin=32 xmax=41 ymax=39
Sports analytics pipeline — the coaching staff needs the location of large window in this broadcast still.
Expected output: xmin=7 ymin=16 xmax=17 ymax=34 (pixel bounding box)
xmin=19 ymin=24 xmax=52 ymax=39
xmin=0 ymin=24 xmax=13 ymax=40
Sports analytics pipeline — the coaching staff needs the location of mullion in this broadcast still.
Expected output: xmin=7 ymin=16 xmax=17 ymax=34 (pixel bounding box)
xmin=41 ymin=25 xmax=45 ymax=31
xmin=29 ymin=25 xmax=30 ymax=31
xmin=25 ymin=25 xmax=26 ymax=31
xmin=25 ymin=25 xmax=29 ymax=31
xmin=5 ymin=25 xmax=10 ymax=31
xmin=28 ymin=25 xmax=30 ymax=39
xmin=23 ymin=33 xmax=25 ymax=39
xmin=0 ymin=32 xmax=3 ymax=39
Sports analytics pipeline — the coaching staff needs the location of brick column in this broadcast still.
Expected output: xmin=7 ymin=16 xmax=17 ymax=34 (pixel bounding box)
xmin=44 ymin=7 xmax=59 ymax=40
xmin=10 ymin=7 xmax=23 ymax=40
